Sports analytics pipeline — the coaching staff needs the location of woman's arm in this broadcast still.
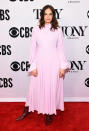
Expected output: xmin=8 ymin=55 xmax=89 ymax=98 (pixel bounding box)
xmin=56 ymin=27 xmax=70 ymax=72
xmin=28 ymin=26 xmax=38 ymax=73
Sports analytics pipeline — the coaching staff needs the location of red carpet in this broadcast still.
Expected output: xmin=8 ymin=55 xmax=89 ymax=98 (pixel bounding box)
xmin=0 ymin=102 xmax=89 ymax=131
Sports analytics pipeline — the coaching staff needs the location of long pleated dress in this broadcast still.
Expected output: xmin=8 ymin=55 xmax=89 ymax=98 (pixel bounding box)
xmin=25 ymin=23 xmax=70 ymax=115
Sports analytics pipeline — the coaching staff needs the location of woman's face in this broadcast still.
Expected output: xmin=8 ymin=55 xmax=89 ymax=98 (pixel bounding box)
xmin=44 ymin=8 xmax=53 ymax=24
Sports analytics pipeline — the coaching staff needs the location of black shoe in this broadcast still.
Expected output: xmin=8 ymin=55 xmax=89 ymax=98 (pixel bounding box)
xmin=45 ymin=114 xmax=53 ymax=125
xmin=16 ymin=106 xmax=30 ymax=121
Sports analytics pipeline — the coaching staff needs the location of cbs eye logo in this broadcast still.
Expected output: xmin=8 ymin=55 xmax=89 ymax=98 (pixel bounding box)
xmin=10 ymin=61 xmax=20 ymax=71
xmin=85 ymin=78 xmax=89 ymax=87
xmin=87 ymin=10 xmax=89 ymax=18
xmin=86 ymin=45 xmax=89 ymax=54
xmin=10 ymin=61 xmax=30 ymax=71
xmin=9 ymin=27 xmax=19 ymax=38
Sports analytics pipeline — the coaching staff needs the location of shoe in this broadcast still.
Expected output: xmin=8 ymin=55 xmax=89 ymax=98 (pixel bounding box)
xmin=16 ymin=106 xmax=30 ymax=121
xmin=45 ymin=114 xmax=53 ymax=125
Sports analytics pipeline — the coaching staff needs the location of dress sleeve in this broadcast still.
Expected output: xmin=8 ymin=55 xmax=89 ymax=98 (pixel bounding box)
xmin=28 ymin=26 xmax=37 ymax=73
xmin=56 ymin=27 xmax=70 ymax=70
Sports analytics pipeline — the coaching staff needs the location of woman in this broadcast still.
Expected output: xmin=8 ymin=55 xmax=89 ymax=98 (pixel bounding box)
xmin=16 ymin=5 xmax=70 ymax=125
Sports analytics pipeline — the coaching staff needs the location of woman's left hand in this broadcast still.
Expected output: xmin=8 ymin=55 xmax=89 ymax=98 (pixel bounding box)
xmin=59 ymin=68 xmax=66 ymax=79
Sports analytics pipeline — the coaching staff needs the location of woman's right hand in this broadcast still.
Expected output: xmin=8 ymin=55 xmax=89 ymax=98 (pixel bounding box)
xmin=28 ymin=68 xmax=38 ymax=77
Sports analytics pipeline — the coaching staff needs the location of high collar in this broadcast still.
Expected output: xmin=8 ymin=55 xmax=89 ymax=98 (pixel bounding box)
xmin=44 ymin=23 xmax=51 ymax=28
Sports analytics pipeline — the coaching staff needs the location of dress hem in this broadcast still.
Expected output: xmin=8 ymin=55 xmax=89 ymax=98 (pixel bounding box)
xmin=25 ymin=104 xmax=64 ymax=115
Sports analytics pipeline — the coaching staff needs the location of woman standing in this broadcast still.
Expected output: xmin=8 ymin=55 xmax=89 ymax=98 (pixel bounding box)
xmin=16 ymin=5 xmax=70 ymax=125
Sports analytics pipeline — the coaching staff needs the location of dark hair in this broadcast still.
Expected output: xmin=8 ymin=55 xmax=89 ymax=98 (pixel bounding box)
xmin=38 ymin=4 xmax=59 ymax=31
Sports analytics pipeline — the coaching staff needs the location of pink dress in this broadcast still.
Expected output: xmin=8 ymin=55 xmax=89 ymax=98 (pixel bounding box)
xmin=25 ymin=23 xmax=70 ymax=115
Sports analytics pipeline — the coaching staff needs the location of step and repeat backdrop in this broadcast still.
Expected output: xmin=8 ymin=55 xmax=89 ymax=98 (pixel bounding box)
xmin=0 ymin=0 xmax=89 ymax=101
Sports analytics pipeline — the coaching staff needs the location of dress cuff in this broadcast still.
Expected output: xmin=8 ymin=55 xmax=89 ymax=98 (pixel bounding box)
xmin=60 ymin=62 xmax=71 ymax=70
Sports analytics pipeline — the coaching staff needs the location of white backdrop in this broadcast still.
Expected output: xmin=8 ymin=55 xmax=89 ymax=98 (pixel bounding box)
xmin=0 ymin=0 xmax=89 ymax=102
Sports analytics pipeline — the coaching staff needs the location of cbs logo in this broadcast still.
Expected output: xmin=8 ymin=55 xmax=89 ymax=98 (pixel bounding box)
xmin=10 ymin=61 xmax=30 ymax=71
xmin=9 ymin=27 xmax=32 ymax=38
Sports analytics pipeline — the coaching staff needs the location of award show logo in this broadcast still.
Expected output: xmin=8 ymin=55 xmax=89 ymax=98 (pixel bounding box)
xmin=85 ymin=78 xmax=89 ymax=87
xmin=32 ymin=9 xmax=63 ymax=19
xmin=61 ymin=26 xmax=88 ymax=39
xmin=10 ymin=61 xmax=30 ymax=71
xmin=9 ymin=27 xmax=32 ymax=38
xmin=0 ymin=9 xmax=10 ymax=20
xmin=69 ymin=60 xmax=87 ymax=73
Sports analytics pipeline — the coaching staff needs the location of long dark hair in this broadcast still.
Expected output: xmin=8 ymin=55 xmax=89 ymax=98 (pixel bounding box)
xmin=38 ymin=5 xmax=59 ymax=31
